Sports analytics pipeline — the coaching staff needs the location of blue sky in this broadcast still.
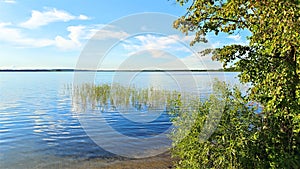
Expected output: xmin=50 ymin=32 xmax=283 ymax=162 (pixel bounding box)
xmin=0 ymin=0 xmax=249 ymax=70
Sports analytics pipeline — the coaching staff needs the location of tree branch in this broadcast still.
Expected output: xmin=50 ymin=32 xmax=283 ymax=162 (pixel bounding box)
xmin=204 ymin=17 xmax=248 ymax=27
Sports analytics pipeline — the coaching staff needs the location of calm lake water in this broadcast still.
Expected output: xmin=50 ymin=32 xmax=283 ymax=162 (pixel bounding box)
xmin=0 ymin=72 xmax=241 ymax=169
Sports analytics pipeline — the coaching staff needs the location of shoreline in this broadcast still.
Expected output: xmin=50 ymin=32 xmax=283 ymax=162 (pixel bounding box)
xmin=0 ymin=69 xmax=237 ymax=72
xmin=63 ymin=151 xmax=174 ymax=169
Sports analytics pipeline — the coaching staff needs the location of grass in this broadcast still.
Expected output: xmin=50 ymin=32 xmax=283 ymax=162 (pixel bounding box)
xmin=71 ymin=83 xmax=198 ymax=113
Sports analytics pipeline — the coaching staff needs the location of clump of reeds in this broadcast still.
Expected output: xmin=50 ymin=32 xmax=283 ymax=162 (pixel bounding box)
xmin=71 ymin=83 xmax=198 ymax=113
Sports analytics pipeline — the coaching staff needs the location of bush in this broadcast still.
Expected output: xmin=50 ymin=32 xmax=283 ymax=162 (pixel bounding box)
xmin=170 ymin=81 xmax=261 ymax=169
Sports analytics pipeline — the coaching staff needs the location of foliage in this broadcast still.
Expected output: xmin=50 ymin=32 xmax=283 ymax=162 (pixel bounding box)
xmin=170 ymin=81 xmax=261 ymax=168
xmin=171 ymin=81 xmax=260 ymax=169
xmin=172 ymin=0 xmax=300 ymax=168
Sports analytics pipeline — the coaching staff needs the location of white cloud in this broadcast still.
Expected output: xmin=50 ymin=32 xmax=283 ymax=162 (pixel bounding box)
xmin=54 ymin=25 xmax=85 ymax=50
xmin=83 ymin=25 xmax=129 ymax=40
xmin=0 ymin=23 xmax=83 ymax=50
xmin=2 ymin=0 xmax=16 ymax=4
xmin=0 ymin=22 xmax=54 ymax=47
xmin=0 ymin=22 xmax=11 ymax=27
xmin=211 ymin=41 xmax=221 ymax=48
xmin=121 ymin=34 xmax=193 ymax=57
xmin=68 ymin=25 xmax=85 ymax=43
xmin=53 ymin=24 xmax=128 ymax=50
xmin=0 ymin=22 xmax=130 ymax=50
xmin=54 ymin=36 xmax=78 ymax=50
xmin=91 ymin=29 xmax=129 ymax=40
xmin=227 ymin=34 xmax=241 ymax=41
xmin=20 ymin=8 xmax=90 ymax=29
xmin=78 ymin=14 xmax=90 ymax=20
xmin=115 ymin=33 xmax=222 ymax=69
xmin=180 ymin=54 xmax=222 ymax=70
xmin=168 ymin=34 xmax=195 ymax=43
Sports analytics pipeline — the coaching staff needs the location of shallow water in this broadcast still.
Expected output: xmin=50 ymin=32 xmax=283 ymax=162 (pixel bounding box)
xmin=0 ymin=72 xmax=240 ymax=168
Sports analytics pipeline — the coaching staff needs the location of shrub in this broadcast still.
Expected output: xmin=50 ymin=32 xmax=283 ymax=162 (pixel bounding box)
xmin=170 ymin=81 xmax=260 ymax=169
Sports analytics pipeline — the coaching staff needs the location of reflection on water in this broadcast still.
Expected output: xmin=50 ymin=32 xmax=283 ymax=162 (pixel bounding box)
xmin=0 ymin=72 xmax=239 ymax=168
xmin=71 ymin=83 xmax=190 ymax=158
xmin=0 ymin=72 xmax=116 ymax=169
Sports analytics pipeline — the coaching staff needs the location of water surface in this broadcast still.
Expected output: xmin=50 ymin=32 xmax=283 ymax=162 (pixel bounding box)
xmin=0 ymin=72 xmax=240 ymax=168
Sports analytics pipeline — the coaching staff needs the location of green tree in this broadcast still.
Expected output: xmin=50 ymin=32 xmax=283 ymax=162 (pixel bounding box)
xmin=172 ymin=0 xmax=300 ymax=168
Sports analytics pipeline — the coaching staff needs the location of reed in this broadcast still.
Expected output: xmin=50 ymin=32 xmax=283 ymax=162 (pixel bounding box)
xmin=71 ymin=83 xmax=197 ymax=113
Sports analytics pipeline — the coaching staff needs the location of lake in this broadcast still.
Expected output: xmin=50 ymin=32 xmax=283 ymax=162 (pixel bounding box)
xmin=0 ymin=72 xmax=241 ymax=168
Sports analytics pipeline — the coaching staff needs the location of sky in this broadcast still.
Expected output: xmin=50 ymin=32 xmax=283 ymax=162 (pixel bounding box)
xmin=0 ymin=0 xmax=249 ymax=70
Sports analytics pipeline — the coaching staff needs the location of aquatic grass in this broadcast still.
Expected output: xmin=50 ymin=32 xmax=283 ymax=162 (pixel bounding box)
xmin=71 ymin=83 xmax=197 ymax=113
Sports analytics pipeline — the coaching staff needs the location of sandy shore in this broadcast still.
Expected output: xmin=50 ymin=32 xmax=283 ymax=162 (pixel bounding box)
xmin=61 ymin=151 xmax=174 ymax=169
xmin=100 ymin=152 xmax=173 ymax=169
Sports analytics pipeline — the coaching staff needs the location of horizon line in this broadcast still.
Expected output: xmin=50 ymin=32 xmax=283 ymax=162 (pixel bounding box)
xmin=0 ymin=68 xmax=233 ymax=72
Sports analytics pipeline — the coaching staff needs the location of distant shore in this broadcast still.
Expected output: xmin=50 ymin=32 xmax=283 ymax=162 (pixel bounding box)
xmin=0 ymin=69 xmax=238 ymax=72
